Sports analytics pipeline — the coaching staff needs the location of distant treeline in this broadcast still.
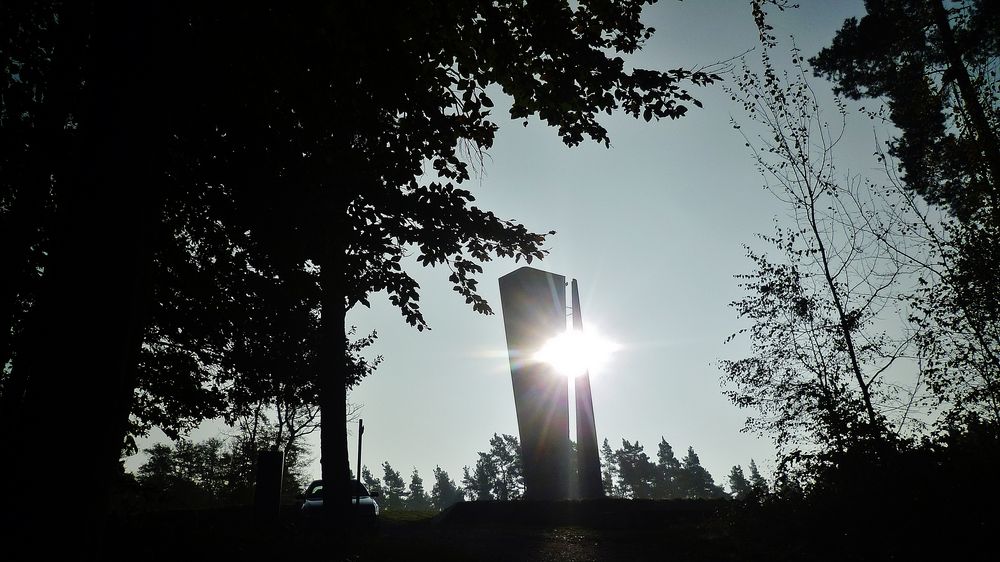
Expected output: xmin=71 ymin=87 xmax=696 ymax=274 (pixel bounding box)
xmin=123 ymin=432 xmax=765 ymax=512
xmin=116 ymin=431 xmax=312 ymax=513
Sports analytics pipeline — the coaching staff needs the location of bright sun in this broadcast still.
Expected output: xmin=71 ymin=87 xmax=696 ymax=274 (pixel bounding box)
xmin=533 ymin=328 xmax=621 ymax=378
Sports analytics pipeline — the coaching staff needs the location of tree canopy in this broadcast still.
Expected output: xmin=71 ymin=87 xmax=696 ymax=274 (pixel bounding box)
xmin=812 ymin=0 xmax=1000 ymax=219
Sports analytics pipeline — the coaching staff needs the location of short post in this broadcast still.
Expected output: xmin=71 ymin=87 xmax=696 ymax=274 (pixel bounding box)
xmin=356 ymin=419 xmax=364 ymax=508
xmin=254 ymin=448 xmax=285 ymax=528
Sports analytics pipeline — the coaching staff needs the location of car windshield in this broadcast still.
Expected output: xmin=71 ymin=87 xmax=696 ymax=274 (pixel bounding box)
xmin=304 ymin=480 xmax=369 ymax=499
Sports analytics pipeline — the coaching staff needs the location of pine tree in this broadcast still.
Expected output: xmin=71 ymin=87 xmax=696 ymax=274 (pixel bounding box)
xmin=381 ymin=462 xmax=406 ymax=511
xmin=654 ymin=438 xmax=684 ymax=499
xmin=812 ymin=0 xmax=1000 ymax=220
xmin=406 ymin=467 xmax=431 ymax=511
xmin=486 ymin=433 xmax=524 ymax=501
xmin=748 ymin=459 xmax=769 ymax=496
xmin=600 ymin=438 xmax=618 ymax=497
xmin=430 ymin=466 xmax=463 ymax=511
xmin=678 ymin=447 xmax=725 ymax=499
xmin=615 ymin=439 xmax=656 ymax=499
xmin=728 ymin=465 xmax=752 ymax=500
xmin=361 ymin=465 xmax=383 ymax=499
xmin=461 ymin=462 xmax=494 ymax=501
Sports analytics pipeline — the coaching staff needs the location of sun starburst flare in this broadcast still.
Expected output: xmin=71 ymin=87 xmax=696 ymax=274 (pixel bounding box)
xmin=533 ymin=328 xmax=621 ymax=378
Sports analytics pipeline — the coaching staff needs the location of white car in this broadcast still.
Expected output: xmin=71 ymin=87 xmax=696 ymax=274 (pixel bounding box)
xmin=299 ymin=479 xmax=380 ymax=526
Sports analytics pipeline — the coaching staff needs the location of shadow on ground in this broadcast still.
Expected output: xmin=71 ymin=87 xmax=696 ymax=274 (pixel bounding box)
xmin=108 ymin=499 xmax=742 ymax=561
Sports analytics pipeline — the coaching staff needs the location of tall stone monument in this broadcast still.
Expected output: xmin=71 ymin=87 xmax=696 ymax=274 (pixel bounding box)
xmin=498 ymin=267 xmax=570 ymax=500
xmin=499 ymin=267 xmax=605 ymax=500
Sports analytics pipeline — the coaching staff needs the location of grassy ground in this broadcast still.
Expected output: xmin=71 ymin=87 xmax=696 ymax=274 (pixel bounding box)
xmin=355 ymin=501 xmax=739 ymax=561
xmin=108 ymin=499 xmax=748 ymax=561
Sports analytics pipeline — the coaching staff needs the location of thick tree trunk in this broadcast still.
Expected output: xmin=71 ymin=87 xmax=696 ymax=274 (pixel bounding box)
xmin=0 ymin=1 xmax=89 ymax=416
xmin=0 ymin=3 xmax=167 ymax=557
xmin=318 ymin=197 xmax=352 ymax=544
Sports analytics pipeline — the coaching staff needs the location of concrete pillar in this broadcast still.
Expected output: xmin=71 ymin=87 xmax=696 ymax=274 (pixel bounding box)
xmin=498 ymin=267 xmax=570 ymax=500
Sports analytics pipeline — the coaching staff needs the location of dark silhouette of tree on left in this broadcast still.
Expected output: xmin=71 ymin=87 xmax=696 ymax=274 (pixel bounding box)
xmin=0 ymin=3 xmax=206 ymax=553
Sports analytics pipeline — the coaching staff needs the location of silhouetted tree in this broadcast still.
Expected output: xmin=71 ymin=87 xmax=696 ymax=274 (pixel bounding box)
xmin=406 ymin=468 xmax=431 ymax=511
xmin=485 ymin=434 xmax=525 ymax=501
xmin=678 ymin=447 xmax=725 ymax=499
xmin=380 ymin=462 xmax=407 ymax=511
xmin=461 ymin=462 xmax=495 ymax=502
xmin=615 ymin=440 xmax=657 ymax=499
xmin=723 ymin=8 xmax=1000 ymax=497
xmin=812 ymin=0 xmax=1000 ymax=427
xmin=460 ymin=433 xmax=525 ymax=501
xmin=600 ymin=438 xmax=618 ymax=497
xmin=748 ymin=459 xmax=770 ymax=496
xmin=135 ymin=443 xmax=215 ymax=511
xmin=0 ymin=4 xmax=200 ymax=549
xmin=728 ymin=465 xmax=752 ymax=500
xmin=430 ymin=466 xmax=464 ymax=511
xmin=720 ymin=26 xmax=928 ymax=469
xmin=361 ymin=466 xmax=383 ymax=500
xmin=812 ymin=0 xmax=1000 ymax=220
xmin=135 ymin=444 xmax=179 ymax=498
xmin=654 ymin=438 xmax=684 ymax=499
xmin=171 ymin=438 xmax=229 ymax=499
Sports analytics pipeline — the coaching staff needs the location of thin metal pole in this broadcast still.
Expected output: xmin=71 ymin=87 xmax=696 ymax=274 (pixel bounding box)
xmin=356 ymin=419 xmax=364 ymax=507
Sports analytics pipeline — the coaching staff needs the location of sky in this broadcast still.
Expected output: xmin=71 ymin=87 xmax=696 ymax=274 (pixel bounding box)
xmin=127 ymin=0 xmax=875 ymax=489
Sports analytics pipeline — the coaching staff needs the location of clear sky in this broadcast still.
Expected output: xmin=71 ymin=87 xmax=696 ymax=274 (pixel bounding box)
xmin=128 ymin=0 xmax=873 ymax=488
